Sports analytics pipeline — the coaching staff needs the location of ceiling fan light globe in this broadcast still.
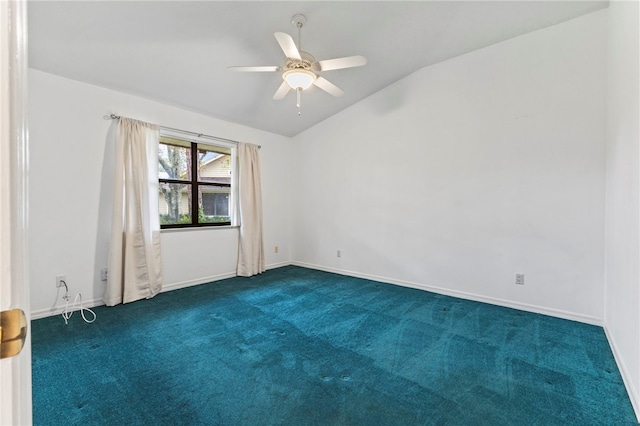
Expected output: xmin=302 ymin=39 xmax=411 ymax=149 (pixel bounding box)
xmin=283 ymin=69 xmax=316 ymax=90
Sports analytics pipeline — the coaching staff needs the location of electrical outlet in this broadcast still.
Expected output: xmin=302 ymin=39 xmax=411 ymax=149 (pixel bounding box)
xmin=337 ymin=250 xmax=341 ymax=258
xmin=100 ymin=268 xmax=108 ymax=281
xmin=56 ymin=275 xmax=66 ymax=288
xmin=515 ymin=273 xmax=525 ymax=285
xmin=274 ymin=246 xmax=279 ymax=254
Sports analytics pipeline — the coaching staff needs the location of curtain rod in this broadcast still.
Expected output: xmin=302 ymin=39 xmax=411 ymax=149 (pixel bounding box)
xmin=105 ymin=113 xmax=261 ymax=149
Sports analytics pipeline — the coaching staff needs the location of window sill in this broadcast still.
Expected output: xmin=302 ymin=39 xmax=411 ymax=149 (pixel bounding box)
xmin=160 ymin=225 xmax=239 ymax=233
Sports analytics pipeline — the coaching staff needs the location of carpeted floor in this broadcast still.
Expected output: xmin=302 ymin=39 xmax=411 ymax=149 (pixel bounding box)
xmin=31 ymin=266 xmax=637 ymax=425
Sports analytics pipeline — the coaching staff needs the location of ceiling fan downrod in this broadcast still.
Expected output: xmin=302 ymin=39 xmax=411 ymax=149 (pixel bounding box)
xmin=292 ymin=13 xmax=306 ymax=52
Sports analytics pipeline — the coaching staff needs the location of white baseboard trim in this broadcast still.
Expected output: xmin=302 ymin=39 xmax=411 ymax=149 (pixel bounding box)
xmin=604 ymin=325 xmax=640 ymax=422
xmin=32 ymin=262 xmax=294 ymax=320
xmin=161 ymin=262 xmax=291 ymax=293
xmin=291 ymin=261 xmax=603 ymax=326
xmin=162 ymin=271 xmax=237 ymax=293
xmin=31 ymin=297 xmax=105 ymax=321
xmin=266 ymin=261 xmax=292 ymax=270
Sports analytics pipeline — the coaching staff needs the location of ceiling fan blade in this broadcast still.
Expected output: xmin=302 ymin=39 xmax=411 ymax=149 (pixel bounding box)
xmin=228 ymin=66 xmax=281 ymax=72
xmin=274 ymin=32 xmax=301 ymax=60
xmin=273 ymin=81 xmax=291 ymax=100
xmin=313 ymin=76 xmax=344 ymax=97
xmin=317 ymin=55 xmax=367 ymax=71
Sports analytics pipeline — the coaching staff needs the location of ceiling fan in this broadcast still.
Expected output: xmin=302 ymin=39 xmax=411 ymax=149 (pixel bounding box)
xmin=228 ymin=13 xmax=367 ymax=115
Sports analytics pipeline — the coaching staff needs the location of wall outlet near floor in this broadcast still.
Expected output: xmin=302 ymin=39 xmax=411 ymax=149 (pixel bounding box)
xmin=274 ymin=246 xmax=279 ymax=254
xmin=337 ymin=250 xmax=341 ymax=258
xmin=100 ymin=268 xmax=108 ymax=281
xmin=515 ymin=273 xmax=525 ymax=285
xmin=56 ymin=275 xmax=66 ymax=288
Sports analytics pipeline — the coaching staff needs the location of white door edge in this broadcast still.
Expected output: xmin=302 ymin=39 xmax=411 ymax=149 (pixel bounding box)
xmin=0 ymin=0 xmax=32 ymax=424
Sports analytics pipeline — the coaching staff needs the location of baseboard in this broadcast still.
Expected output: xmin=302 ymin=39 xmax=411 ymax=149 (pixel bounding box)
xmin=291 ymin=261 xmax=603 ymax=326
xmin=31 ymin=297 xmax=105 ymax=321
xmin=162 ymin=262 xmax=290 ymax=292
xmin=162 ymin=271 xmax=238 ymax=293
xmin=32 ymin=262 xmax=293 ymax=320
xmin=266 ymin=261 xmax=292 ymax=270
xmin=604 ymin=325 xmax=640 ymax=422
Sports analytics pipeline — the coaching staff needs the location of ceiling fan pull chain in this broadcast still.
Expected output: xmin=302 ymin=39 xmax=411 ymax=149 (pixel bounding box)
xmin=296 ymin=87 xmax=302 ymax=115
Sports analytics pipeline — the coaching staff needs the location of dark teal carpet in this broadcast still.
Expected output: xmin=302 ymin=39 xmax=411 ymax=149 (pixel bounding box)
xmin=32 ymin=266 xmax=637 ymax=425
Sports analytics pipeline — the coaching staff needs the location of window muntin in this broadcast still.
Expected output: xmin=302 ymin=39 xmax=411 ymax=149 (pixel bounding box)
xmin=158 ymin=135 xmax=234 ymax=228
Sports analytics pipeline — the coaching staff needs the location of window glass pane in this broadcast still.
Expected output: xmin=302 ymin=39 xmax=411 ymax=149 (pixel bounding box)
xmin=199 ymin=185 xmax=230 ymax=223
xmin=159 ymin=183 xmax=192 ymax=225
xmin=197 ymin=145 xmax=231 ymax=185
xmin=158 ymin=134 xmax=235 ymax=228
xmin=159 ymin=142 xmax=191 ymax=181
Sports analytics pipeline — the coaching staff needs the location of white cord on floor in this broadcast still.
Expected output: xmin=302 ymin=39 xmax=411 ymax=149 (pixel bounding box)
xmin=62 ymin=291 xmax=97 ymax=325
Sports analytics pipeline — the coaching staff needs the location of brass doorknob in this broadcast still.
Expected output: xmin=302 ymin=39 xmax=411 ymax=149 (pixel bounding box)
xmin=0 ymin=309 xmax=27 ymax=359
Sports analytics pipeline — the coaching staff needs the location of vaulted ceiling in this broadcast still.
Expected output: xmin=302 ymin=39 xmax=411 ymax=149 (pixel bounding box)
xmin=28 ymin=1 xmax=608 ymax=137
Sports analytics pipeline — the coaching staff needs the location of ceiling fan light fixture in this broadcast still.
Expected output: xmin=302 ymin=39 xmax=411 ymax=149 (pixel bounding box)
xmin=283 ymin=69 xmax=316 ymax=90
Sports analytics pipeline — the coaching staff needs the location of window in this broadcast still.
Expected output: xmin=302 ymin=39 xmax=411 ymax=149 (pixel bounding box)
xmin=158 ymin=133 xmax=234 ymax=229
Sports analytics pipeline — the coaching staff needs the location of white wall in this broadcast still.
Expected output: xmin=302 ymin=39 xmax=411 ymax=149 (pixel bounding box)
xmin=604 ymin=0 xmax=640 ymax=419
xmin=292 ymin=10 xmax=608 ymax=323
xmin=28 ymin=69 xmax=293 ymax=318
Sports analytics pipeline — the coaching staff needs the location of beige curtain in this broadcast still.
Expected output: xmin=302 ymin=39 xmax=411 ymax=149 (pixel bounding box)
xmin=104 ymin=117 xmax=163 ymax=305
xmin=237 ymin=142 xmax=265 ymax=276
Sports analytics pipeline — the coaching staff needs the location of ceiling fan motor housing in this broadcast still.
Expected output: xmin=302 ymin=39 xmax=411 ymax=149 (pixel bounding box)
xmin=285 ymin=51 xmax=318 ymax=72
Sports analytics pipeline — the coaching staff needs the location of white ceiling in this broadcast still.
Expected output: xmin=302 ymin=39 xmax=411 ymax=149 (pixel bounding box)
xmin=28 ymin=1 xmax=608 ymax=137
